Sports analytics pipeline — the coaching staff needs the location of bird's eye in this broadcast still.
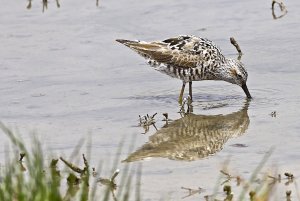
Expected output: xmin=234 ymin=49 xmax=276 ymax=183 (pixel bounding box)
xmin=237 ymin=74 xmax=243 ymax=79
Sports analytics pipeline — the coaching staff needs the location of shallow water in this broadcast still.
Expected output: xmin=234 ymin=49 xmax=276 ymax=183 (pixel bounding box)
xmin=1 ymin=0 xmax=300 ymax=200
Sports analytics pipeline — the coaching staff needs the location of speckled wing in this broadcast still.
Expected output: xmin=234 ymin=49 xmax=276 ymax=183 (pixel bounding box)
xmin=116 ymin=35 xmax=225 ymax=69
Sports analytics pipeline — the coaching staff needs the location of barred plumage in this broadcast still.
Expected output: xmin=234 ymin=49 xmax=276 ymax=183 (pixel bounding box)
xmin=116 ymin=35 xmax=251 ymax=102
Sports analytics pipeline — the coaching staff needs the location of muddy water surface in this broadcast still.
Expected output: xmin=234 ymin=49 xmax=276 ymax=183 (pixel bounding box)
xmin=1 ymin=0 xmax=300 ymax=200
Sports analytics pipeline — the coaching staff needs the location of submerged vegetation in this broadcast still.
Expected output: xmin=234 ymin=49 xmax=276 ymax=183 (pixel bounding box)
xmin=271 ymin=0 xmax=288 ymax=20
xmin=181 ymin=149 xmax=298 ymax=201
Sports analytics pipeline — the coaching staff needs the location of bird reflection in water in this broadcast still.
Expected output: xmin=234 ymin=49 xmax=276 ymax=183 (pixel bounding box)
xmin=124 ymin=101 xmax=250 ymax=162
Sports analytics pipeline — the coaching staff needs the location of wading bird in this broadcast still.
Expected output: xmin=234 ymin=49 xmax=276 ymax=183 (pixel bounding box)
xmin=116 ymin=35 xmax=251 ymax=103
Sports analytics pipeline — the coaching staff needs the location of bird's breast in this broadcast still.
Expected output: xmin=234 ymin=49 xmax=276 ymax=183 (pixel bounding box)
xmin=147 ymin=59 xmax=215 ymax=82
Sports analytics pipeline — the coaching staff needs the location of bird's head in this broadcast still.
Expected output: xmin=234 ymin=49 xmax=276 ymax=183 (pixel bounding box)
xmin=217 ymin=58 xmax=252 ymax=99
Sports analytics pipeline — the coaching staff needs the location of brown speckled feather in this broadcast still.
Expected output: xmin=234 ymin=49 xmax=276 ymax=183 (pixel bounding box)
xmin=116 ymin=36 xmax=210 ymax=69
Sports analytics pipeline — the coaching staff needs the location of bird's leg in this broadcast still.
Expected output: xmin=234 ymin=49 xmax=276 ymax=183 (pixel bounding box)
xmin=178 ymin=81 xmax=186 ymax=105
xmin=189 ymin=81 xmax=193 ymax=101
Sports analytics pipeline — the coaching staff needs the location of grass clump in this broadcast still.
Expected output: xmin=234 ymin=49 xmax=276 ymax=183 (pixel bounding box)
xmin=0 ymin=122 xmax=141 ymax=201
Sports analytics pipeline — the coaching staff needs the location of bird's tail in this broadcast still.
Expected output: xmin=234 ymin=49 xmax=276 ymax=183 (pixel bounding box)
xmin=116 ymin=39 xmax=161 ymax=52
xmin=116 ymin=39 xmax=139 ymax=48
xmin=116 ymin=39 xmax=164 ymax=61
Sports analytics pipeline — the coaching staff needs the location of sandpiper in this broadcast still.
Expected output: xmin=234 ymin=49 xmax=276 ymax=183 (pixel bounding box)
xmin=116 ymin=35 xmax=251 ymax=103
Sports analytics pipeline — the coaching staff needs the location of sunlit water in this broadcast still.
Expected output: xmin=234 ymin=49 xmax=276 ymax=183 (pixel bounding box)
xmin=1 ymin=0 xmax=300 ymax=200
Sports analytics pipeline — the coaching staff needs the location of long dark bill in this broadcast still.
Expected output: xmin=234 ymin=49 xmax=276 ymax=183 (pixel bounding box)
xmin=242 ymin=84 xmax=252 ymax=99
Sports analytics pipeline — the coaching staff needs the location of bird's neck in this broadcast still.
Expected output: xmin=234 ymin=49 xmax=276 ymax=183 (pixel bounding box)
xmin=211 ymin=60 xmax=235 ymax=83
